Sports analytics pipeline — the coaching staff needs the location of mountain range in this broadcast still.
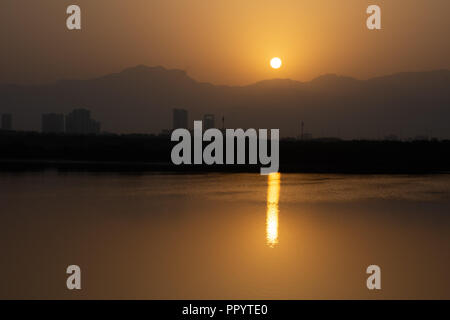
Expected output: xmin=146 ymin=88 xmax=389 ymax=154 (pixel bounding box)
xmin=1 ymin=65 xmax=449 ymax=139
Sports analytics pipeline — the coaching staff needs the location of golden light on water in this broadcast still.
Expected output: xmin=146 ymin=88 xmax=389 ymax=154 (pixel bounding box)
xmin=266 ymin=172 xmax=281 ymax=247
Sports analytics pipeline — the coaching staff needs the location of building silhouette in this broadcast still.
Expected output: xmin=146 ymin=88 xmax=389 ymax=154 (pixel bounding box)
xmin=298 ymin=121 xmax=312 ymax=140
xmin=42 ymin=113 xmax=65 ymax=133
xmin=203 ymin=114 xmax=215 ymax=130
xmin=65 ymin=108 xmax=101 ymax=134
xmin=173 ymin=108 xmax=188 ymax=129
xmin=1 ymin=114 xmax=12 ymax=130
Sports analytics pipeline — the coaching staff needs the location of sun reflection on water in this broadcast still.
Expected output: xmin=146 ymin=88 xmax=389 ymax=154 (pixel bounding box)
xmin=266 ymin=172 xmax=280 ymax=247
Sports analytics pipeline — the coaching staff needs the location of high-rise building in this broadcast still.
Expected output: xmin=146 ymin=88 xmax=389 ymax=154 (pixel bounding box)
xmin=203 ymin=114 xmax=215 ymax=130
xmin=1 ymin=114 xmax=12 ymax=130
xmin=173 ymin=108 xmax=188 ymax=129
xmin=65 ymin=108 xmax=101 ymax=134
xmin=42 ymin=113 xmax=65 ymax=133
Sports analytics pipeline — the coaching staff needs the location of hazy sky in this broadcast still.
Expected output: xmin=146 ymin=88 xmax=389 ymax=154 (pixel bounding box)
xmin=1 ymin=0 xmax=449 ymax=85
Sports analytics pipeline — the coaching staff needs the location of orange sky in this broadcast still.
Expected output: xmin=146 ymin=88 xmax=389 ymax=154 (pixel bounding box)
xmin=1 ymin=0 xmax=449 ymax=85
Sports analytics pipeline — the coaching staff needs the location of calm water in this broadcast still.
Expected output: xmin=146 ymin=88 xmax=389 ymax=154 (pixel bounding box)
xmin=1 ymin=172 xmax=449 ymax=299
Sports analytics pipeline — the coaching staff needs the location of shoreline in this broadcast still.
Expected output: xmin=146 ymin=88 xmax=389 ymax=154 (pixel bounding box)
xmin=1 ymin=159 xmax=448 ymax=174
xmin=1 ymin=132 xmax=450 ymax=174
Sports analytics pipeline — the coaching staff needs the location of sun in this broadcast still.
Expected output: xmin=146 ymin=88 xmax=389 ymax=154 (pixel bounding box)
xmin=270 ymin=57 xmax=282 ymax=69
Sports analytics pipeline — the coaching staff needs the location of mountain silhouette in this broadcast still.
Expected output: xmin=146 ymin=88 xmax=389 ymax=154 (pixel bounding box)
xmin=1 ymin=66 xmax=449 ymax=139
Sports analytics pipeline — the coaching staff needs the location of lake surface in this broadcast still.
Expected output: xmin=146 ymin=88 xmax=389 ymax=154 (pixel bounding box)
xmin=1 ymin=172 xmax=449 ymax=299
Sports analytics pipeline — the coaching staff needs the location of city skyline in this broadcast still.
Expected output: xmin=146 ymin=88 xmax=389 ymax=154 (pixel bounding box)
xmin=0 ymin=66 xmax=449 ymax=139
